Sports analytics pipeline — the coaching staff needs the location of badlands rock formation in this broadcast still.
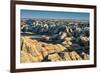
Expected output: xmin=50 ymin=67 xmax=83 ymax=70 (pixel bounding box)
xmin=20 ymin=36 xmax=89 ymax=63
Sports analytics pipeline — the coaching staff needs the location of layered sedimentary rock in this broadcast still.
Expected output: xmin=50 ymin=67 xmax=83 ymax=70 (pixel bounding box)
xmin=20 ymin=36 xmax=89 ymax=63
xmin=48 ymin=53 xmax=63 ymax=61
xmin=62 ymin=37 xmax=72 ymax=48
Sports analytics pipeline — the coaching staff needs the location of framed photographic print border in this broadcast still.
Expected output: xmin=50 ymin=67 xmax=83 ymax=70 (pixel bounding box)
xmin=10 ymin=0 xmax=97 ymax=73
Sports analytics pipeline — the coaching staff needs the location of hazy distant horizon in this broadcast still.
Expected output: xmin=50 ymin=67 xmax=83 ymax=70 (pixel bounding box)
xmin=21 ymin=9 xmax=90 ymax=21
xmin=21 ymin=17 xmax=89 ymax=21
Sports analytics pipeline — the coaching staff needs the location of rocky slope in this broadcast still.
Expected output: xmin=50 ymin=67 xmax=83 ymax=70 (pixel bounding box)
xmin=20 ymin=36 xmax=89 ymax=63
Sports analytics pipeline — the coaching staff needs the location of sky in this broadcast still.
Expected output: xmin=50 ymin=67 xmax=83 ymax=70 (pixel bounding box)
xmin=21 ymin=9 xmax=90 ymax=20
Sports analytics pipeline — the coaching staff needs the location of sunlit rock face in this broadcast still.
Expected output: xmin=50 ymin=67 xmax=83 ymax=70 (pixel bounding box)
xmin=20 ymin=36 xmax=89 ymax=63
